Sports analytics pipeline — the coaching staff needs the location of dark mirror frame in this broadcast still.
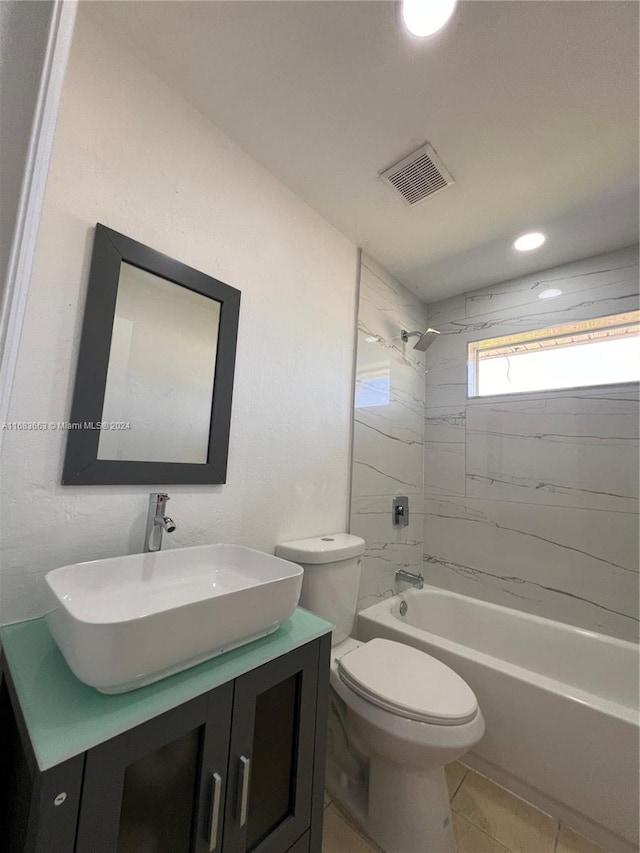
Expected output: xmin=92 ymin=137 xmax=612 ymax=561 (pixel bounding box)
xmin=62 ymin=224 xmax=241 ymax=485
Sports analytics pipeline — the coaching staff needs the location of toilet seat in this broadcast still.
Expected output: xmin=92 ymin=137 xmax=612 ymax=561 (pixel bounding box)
xmin=337 ymin=638 xmax=478 ymax=726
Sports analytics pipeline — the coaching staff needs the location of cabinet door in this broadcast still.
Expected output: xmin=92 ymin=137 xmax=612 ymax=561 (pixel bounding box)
xmin=222 ymin=643 xmax=319 ymax=853
xmin=76 ymin=683 xmax=233 ymax=853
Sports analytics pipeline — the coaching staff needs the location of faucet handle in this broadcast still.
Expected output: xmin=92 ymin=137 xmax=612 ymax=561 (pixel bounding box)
xmin=392 ymin=496 xmax=409 ymax=527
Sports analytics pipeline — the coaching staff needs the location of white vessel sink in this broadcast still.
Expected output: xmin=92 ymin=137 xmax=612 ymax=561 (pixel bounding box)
xmin=44 ymin=544 xmax=303 ymax=693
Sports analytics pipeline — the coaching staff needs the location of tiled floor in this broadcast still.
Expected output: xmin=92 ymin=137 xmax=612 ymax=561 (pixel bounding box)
xmin=322 ymin=763 xmax=606 ymax=853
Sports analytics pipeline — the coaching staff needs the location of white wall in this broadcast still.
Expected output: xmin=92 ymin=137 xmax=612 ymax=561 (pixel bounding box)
xmin=0 ymin=0 xmax=54 ymax=302
xmin=422 ymin=245 xmax=639 ymax=641
xmin=0 ymin=11 xmax=358 ymax=624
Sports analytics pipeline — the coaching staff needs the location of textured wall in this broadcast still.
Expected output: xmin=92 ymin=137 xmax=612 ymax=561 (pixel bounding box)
xmin=350 ymin=255 xmax=428 ymax=609
xmin=422 ymin=245 xmax=639 ymax=641
xmin=0 ymin=12 xmax=358 ymax=624
xmin=0 ymin=1 xmax=53 ymax=302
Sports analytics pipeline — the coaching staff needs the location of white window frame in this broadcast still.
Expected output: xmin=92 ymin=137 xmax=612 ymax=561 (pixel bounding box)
xmin=467 ymin=310 xmax=640 ymax=399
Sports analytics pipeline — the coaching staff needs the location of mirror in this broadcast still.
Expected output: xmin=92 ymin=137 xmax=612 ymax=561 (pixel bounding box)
xmin=97 ymin=263 xmax=221 ymax=464
xmin=63 ymin=225 xmax=241 ymax=485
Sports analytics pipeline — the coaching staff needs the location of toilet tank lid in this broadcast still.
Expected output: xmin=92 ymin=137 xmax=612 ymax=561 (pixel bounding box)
xmin=275 ymin=533 xmax=365 ymax=564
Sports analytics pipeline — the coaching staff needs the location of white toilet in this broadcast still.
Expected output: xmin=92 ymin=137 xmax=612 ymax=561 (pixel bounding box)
xmin=275 ymin=533 xmax=485 ymax=853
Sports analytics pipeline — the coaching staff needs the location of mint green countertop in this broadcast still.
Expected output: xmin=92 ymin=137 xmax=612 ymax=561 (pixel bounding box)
xmin=0 ymin=608 xmax=332 ymax=772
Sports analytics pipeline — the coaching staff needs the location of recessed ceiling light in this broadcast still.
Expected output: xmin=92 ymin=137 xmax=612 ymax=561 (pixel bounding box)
xmin=513 ymin=232 xmax=546 ymax=252
xmin=401 ymin=0 xmax=457 ymax=38
xmin=538 ymin=288 xmax=562 ymax=300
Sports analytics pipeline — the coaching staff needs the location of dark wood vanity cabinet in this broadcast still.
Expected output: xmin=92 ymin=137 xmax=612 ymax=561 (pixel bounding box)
xmin=0 ymin=635 xmax=330 ymax=853
xmin=74 ymin=687 xmax=233 ymax=853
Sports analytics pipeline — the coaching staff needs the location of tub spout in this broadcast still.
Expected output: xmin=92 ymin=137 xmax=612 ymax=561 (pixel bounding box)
xmin=395 ymin=569 xmax=424 ymax=589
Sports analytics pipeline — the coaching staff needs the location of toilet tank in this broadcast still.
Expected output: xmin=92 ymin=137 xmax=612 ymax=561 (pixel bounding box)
xmin=275 ymin=534 xmax=365 ymax=645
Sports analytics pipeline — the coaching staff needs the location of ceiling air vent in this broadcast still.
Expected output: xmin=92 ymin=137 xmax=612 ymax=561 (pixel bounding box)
xmin=379 ymin=142 xmax=454 ymax=206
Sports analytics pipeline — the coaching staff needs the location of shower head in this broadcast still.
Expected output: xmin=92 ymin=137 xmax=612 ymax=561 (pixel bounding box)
xmin=400 ymin=328 xmax=441 ymax=351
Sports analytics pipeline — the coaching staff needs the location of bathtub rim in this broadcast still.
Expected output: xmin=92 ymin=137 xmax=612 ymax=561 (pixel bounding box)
xmin=357 ymin=587 xmax=639 ymax=724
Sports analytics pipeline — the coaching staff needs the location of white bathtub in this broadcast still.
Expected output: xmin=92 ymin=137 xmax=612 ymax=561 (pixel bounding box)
xmin=357 ymin=587 xmax=640 ymax=853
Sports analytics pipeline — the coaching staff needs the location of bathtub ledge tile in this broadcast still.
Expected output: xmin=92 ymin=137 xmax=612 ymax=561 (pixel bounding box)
xmin=446 ymin=761 xmax=469 ymax=800
xmin=555 ymin=824 xmax=606 ymax=853
xmin=453 ymin=812 xmax=511 ymax=853
xmin=452 ymin=770 xmax=558 ymax=853
xmin=322 ymin=804 xmax=377 ymax=853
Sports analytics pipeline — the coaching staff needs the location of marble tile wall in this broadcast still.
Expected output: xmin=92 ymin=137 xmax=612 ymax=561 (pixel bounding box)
xmin=350 ymin=255 xmax=428 ymax=609
xmin=422 ymin=245 xmax=639 ymax=641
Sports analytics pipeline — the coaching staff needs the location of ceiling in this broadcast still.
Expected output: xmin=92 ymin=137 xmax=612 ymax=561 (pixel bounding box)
xmin=84 ymin=1 xmax=639 ymax=302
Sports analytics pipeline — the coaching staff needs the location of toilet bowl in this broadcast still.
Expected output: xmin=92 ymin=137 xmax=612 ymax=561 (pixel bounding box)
xmin=330 ymin=636 xmax=484 ymax=853
xmin=275 ymin=534 xmax=484 ymax=853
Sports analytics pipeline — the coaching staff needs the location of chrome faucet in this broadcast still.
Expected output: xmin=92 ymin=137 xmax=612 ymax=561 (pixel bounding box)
xmin=144 ymin=492 xmax=176 ymax=553
xmin=395 ymin=569 xmax=424 ymax=589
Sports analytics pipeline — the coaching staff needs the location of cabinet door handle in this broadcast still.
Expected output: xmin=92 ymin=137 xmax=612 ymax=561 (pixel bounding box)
xmin=208 ymin=772 xmax=222 ymax=851
xmin=236 ymin=755 xmax=251 ymax=828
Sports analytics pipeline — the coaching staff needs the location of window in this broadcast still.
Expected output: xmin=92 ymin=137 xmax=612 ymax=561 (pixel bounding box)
xmin=355 ymin=367 xmax=390 ymax=408
xmin=467 ymin=311 xmax=640 ymax=398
